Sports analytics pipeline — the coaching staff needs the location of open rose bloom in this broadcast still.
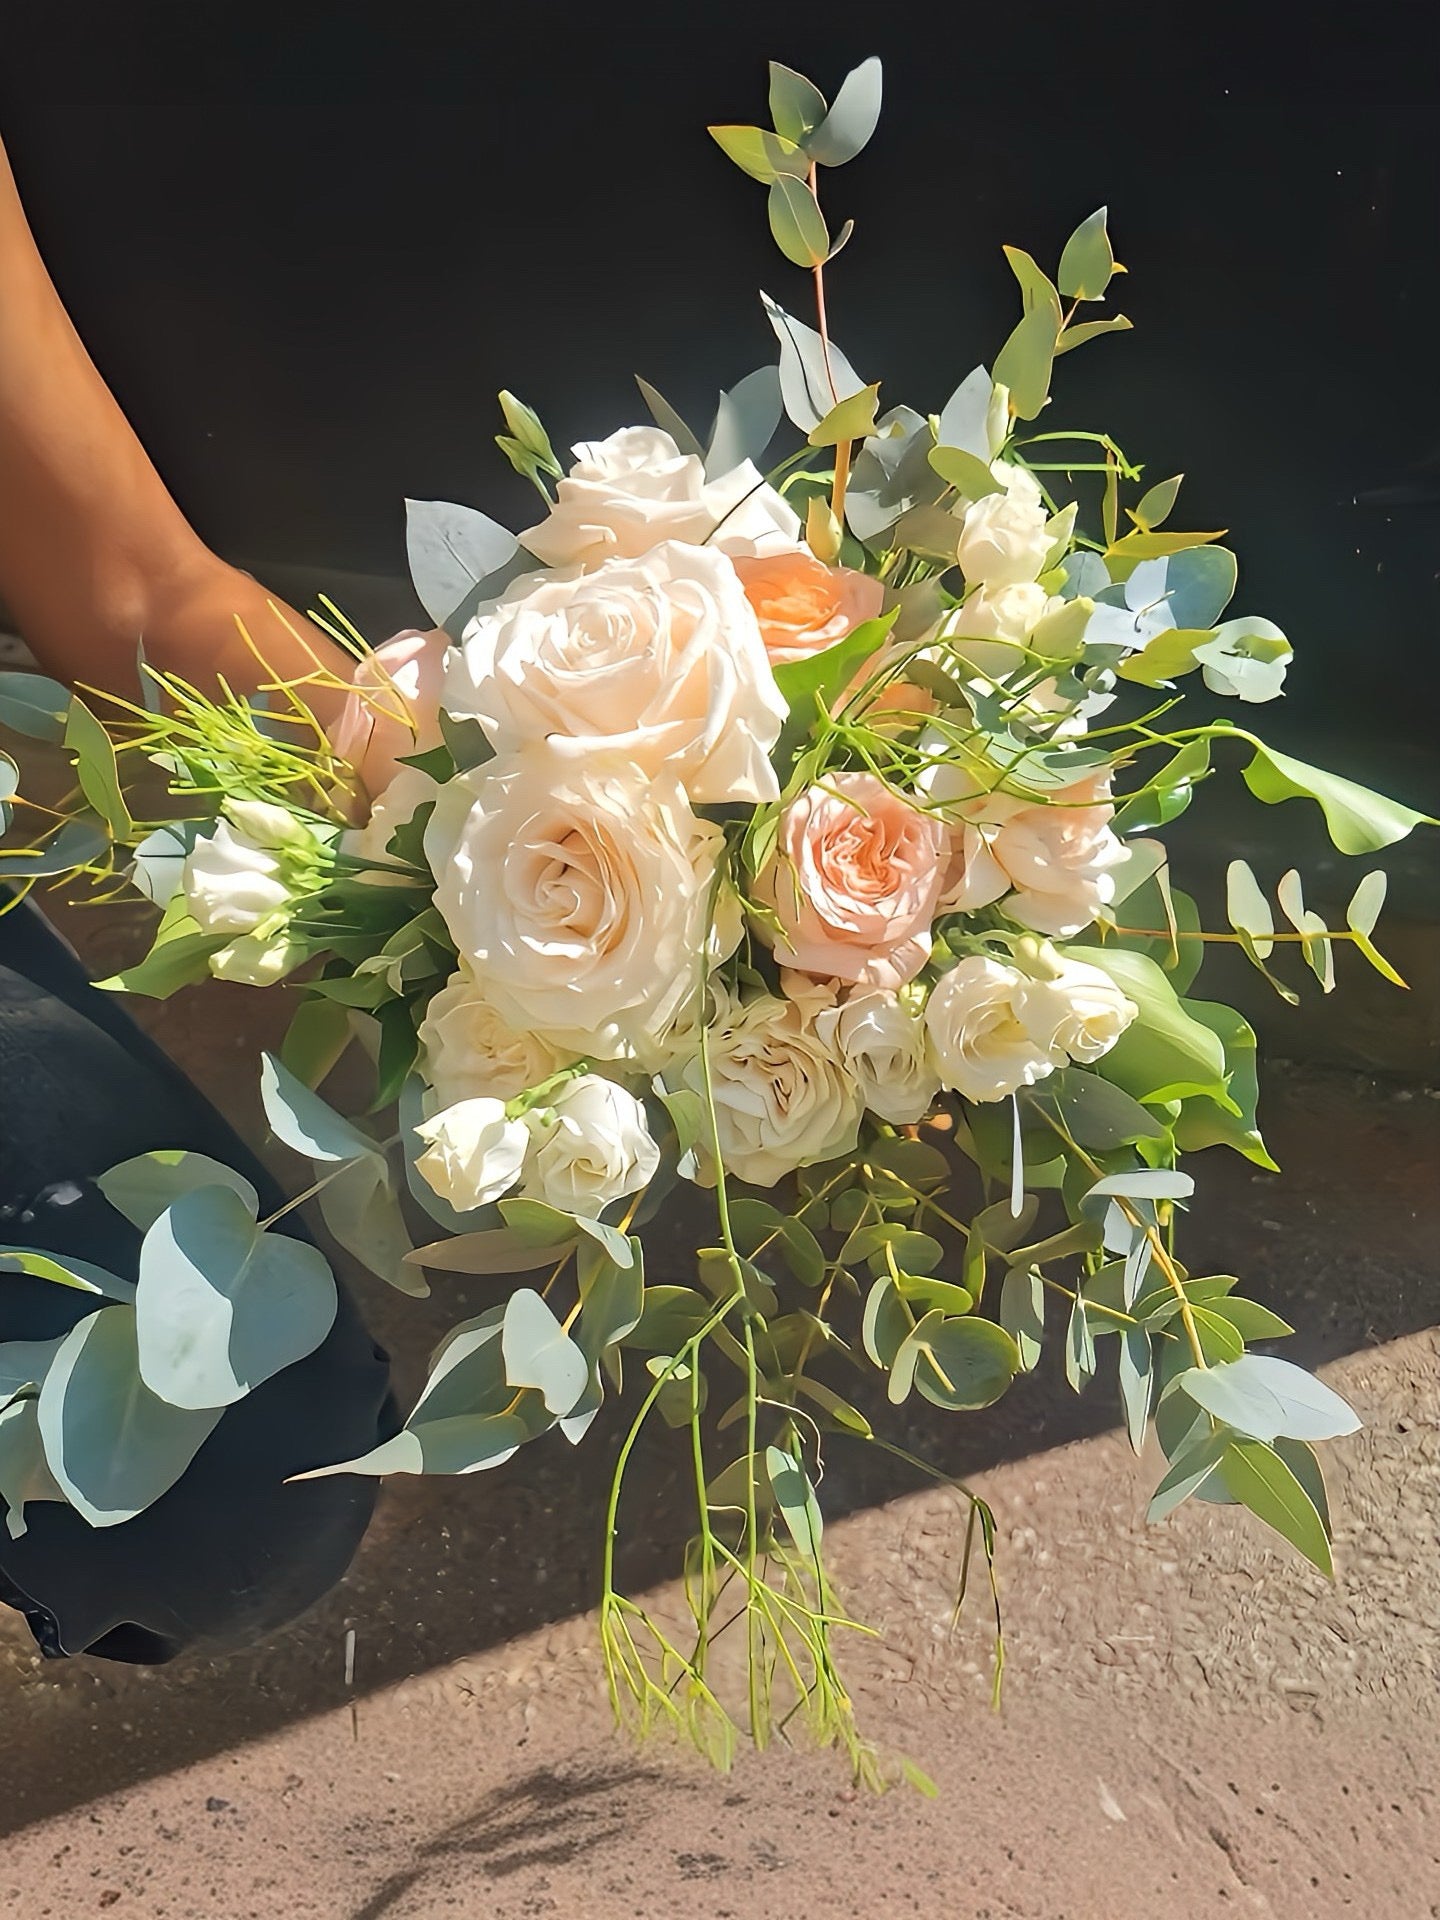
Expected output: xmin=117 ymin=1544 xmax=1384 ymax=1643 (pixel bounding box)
xmin=17 ymin=53 xmax=1413 ymax=1772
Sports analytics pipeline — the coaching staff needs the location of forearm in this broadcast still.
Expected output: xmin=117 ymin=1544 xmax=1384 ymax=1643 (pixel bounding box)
xmin=0 ymin=134 xmax=349 ymax=707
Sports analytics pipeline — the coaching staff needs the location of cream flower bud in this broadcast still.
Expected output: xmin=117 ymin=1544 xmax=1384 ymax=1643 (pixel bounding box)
xmin=521 ymin=1076 xmax=660 ymax=1219
xmin=414 ymin=1097 xmax=529 ymax=1211
xmin=956 ymin=464 xmax=1052 ymax=588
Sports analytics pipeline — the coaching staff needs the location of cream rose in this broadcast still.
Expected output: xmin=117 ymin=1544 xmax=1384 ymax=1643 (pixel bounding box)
xmin=956 ymin=464 xmax=1052 ymax=588
xmin=519 ymin=427 xmax=799 ymax=570
xmin=424 ymin=747 xmax=721 ymax=1064
xmin=731 ymin=549 xmax=885 ymax=667
xmin=757 ymin=772 xmax=945 ymax=989
xmin=446 ymin=541 xmax=785 ymax=805
xmin=924 ymin=955 xmax=1060 ymax=1104
xmin=414 ymin=1097 xmax=529 ymax=1210
xmin=521 ymin=1075 xmax=660 ymax=1218
xmin=418 ymin=962 xmax=569 ymax=1111
xmin=676 ymin=988 xmax=862 ymax=1187
xmin=816 ymin=989 xmax=941 ymax=1125
xmin=330 ymin=628 xmax=447 ymax=802
xmin=1015 ymin=955 xmax=1138 ymax=1066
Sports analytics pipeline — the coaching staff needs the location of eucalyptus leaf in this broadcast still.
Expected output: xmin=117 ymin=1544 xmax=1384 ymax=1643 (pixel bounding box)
xmin=704 ymin=365 xmax=782 ymax=476
xmin=909 ymin=1314 xmax=1019 ymax=1412
xmin=807 ymin=383 xmax=881 ymax=448
xmin=136 ymin=1186 xmax=337 ymax=1409
xmin=768 ymin=62 xmax=827 ymax=144
xmin=260 ymin=1050 xmax=380 ymax=1164
xmin=1219 ymin=1435 xmax=1332 ymax=1576
xmin=36 ymin=1305 xmax=221 ymax=1526
xmin=635 ymin=379 xmax=704 ymax=458
xmin=767 ymin=175 xmax=830 ymax=268
xmin=0 ymin=1332 xmax=68 ymax=1402
xmin=64 ymin=698 xmax=131 ymax=839
xmin=999 ymin=1266 xmax=1044 ymax=1372
xmin=1057 ymin=207 xmax=1116 ymax=301
xmin=992 ymin=305 xmax=1058 ymax=422
xmin=0 ymin=1397 xmax=68 ymax=1539
xmin=0 ymin=815 xmax=110 ymax=881
xmin=404 ymin=498 xmax=518 ymax=633
xmin=804 ymin=56 xmax=883 ymax=168
xmin=1147 ymin=1429 xmax=1227 ymax=1522
xmin=707 ymin=123 xmax=808 ymax=184
xmin=0 ymin=670 xmax=71 ymax=743
xmin=97 ymin=1150 xmax=260 ymax=1233
xmin=129 ymin=822 xmax=197 ymax=907
xmin=1178 ymin=1354 xmax=1361 ymax=1444
xmin=501 ymin=1287 xmax=589 ymax=1416
xmin=1118 ymin=1327 xmax=1153 ymax=1454
xmin=0 ymin=1248 xmax=135 ymax=1301
xmin=761 ymin=292 xmax=866 ymax=434
xmin=766 ymin=1444 xmax=824 ymax=1562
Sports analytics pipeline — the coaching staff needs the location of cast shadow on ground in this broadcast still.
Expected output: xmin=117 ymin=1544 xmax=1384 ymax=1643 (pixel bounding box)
xmin=1 ymin=1061 xmax=1435 ymax=1838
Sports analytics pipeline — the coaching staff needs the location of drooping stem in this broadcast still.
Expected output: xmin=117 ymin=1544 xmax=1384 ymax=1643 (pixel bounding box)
xmin=808 ymin=164 xmax=852 ymax=534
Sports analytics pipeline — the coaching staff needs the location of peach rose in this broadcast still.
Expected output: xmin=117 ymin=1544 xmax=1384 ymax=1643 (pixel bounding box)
xmin=731 ymin=550 xmax=884 ymax=667
xmin=331 ymin=628 xmax=447 ymax=802
xmin=757 ymin=771 xmax=945 ymax=988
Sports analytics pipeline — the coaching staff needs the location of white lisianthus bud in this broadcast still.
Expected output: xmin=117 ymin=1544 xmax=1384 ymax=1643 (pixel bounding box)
xmin=1014 ymin=956 xmax=1137 ymax=1066
xmin=208 ymin=932 xmax=305 ymax=986
xmin=924 ymin=955 xmax=1059 ymax=1104
xmin=956 ymin=464 xmax=1052 ymax=588
xmin=414 ymin=1097 xmax=529 ymax=1211
xmin=816 ymin=988 xmax=941 ymax=1125
xmin=183 ymin=800 xmax=334 ymax=937
xmin=521 ymin=1075 xmax=660 ymax=1219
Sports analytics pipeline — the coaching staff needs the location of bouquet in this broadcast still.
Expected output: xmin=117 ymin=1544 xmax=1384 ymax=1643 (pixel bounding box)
xmin=1 ymin=55 xmax=1431 ymax=1781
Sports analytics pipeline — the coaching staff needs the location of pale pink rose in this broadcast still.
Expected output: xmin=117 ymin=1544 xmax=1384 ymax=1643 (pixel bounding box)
xmin=757 ymin=772 xmax=945 ymax=989
xmin=731 ymin=550 xmax=885 ymax=667
xmin=331 ymin=628 xmax=447 ymax=802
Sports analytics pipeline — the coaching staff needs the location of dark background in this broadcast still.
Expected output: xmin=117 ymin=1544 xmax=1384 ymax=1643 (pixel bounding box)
xmin=2 ymin=5 xmax=1438 ymax=763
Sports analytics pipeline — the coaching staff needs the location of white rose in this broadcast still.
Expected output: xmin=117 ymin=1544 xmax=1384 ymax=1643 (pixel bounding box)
xmin=956 ymin=464 xmax=1052 ymax=588
xmin=676 ymin=988 xmax=861 ymax=1188
xmin=924 ymin=955 xmax=1059 ymax=1104
xmin=521 ymin=1075 xmax=660 ymax=1218
xmin=183 ymin=800 xmax=332 ymax=937
xmin=341 ymin=765 xmax=440 ymax=874
xmin=414 ymin=1096 xmax=529 ymax=1210
xmin=446 ymin=540 xmax=785 ymax=805
xmin=816 ymin=989 xmax=941 ymax=1125
xmin=519 ymin=427 xmax=799 ymax=570
xmin=418 ymin=962 xmax=569 ymax=1111
xmin=424 ymin=747 xmax=721 ymax=1065
xmin=944 ymin=581 xmax=1060 ymax=677
xmin=1015 ymin=956 xmax=1138 ymax=1066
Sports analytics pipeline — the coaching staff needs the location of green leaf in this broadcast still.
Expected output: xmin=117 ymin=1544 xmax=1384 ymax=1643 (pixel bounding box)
xmin=1203 ymin=1296 xmax=1294 ymax=1343
xmin=1114 ymin=624 xmax=1209 ymax=689
xmin=1057 ymin=207 xmax=1117 ymax=301
xmin=626 ymin=1284 xmax=712 ymax=1354
xmin=1147 ymin=1429 xmax=1227 ymax=1522
xmin=1177 ymin=1354 xmax=1361 ymax=1444
xmin=1063 ymin=945 xmax=1228 ymax=1104
xmin=1172 ymin=999 xmax=1279 ymax=1172
xmin=62 ymin=698 xmax=132 ymax=840
xmin=1219 ymin=1435 xmax=1332 ymax=1576
xmin=95 ymin=917 xmax=228 ymax=998
xmin=136 ymin=1185 xmax=337 ymax=1409
xmin=319 ymin=1155 xmax=425 ymax=1297
xmin=1226 ymin=858 xmax=1276 ymax=957
xmin=279 ymin=996 xmax=353 ymax=1090
xmin=908 ymin=1313 xmax=1019 ymax=1411
xmin=0 ymin=1248 xmax=134 ymax=1301
xmin=1106 ymin=528 xmax=1226 ymax=562
xmin=862 ymin=1135 xmax=949 ymax=1192
xmin=861 ymin=1276 xmax=911 ymax=1370
xmin=404 ymin=498 xmax=518 ymax=635
xmin=260 ymin=1050 xmax=379 ymax=1164
xmin=0 ymin=670 xmax=71 ymax=743
xmin=1035 ymin=1069 xmax=1169 ymax=1151
xmin=97 ymin=1150 xmax=259 ymax=1232
xmin=1119 ymin=1327 xmax=1153 ymax=1453
xmin=1054 ymin=315 xmax=1133 ymax=355
xmin=1133 ymin=473 xmax=1183 ymax=531
xmin=0 ymin=749 xmax=16 ymax=834
xmin=708 ymin=123 xmax=809 ymax=184
xmin=767 ymin=174 xmax=830 ymax=268
xmin=501 ymin=1287 xmax=588 ymax=1417
xmin=807 ymin=382 xmax=881 ymax=448
xmin=704 ymin=365 xmax=783 ymax=477
xmin=928 ymin=444 xmax=1002 ymax=500
xmin=405 ymin=1228 xmax=573 ymax=1276
xmin=0 ymin=814 xmax=110 ymax=881
xmin=1236 ymin=734 xmax=1435 ymax=854
xmin=768 ymin=61 xmax=828 ymax=143
xmin=999 ymin=1266 xmax=1044 ymax=1372
xmin=1345 ymin=869 xmax=1387 ymax=936
xmin=765 ymin=1444 xmax=824 ymax=1562
xmin=1064 ymin=1295 xmax=1096 ymax=1391
xmin=36 ymin=1305 xmax=221 ymax=1526
xmin=499 ymin=1196 xmax=633 ymax=1269
xmin=761 ymin=292 xmax=866 ymax=434
xmin=294 ymin=1398 xmax=553 ymax=1479
xmin=0 ymin=1397 xmax=68 ymax=1539
xmin=796 ymin=1376 xmax=873 ymax=1438
xmin=804 ymin=56 xmax=882 ymax=168
xmin=634 ymin=378 xmax=704 ymax=458
xmin=992 ymin=304 xmax=1058 ymax=422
